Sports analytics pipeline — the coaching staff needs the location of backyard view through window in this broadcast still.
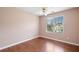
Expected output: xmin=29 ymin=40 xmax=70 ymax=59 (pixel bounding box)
xmin=47 ymin=16 xmax=64 ymax=32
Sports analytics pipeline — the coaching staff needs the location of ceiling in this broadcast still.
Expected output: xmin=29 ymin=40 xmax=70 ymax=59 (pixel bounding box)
xmin=17 ymin=7 xmax=73 ymax=16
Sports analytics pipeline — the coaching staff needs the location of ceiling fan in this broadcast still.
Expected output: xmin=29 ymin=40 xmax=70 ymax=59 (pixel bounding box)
xmin=42 ymin=7 xmax=48 ymax=16
xmin=41 ymin=7 xmax=54 ymax=16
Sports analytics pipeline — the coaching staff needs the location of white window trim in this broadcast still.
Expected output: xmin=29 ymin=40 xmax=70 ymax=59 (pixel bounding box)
xmin=46 ymin=16 xmax=64 ymax=33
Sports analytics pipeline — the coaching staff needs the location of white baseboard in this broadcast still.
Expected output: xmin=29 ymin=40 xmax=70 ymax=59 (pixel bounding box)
xmin=0 ymin=35 xmax=79 ymax=51
xmin=0 ymin=36 xmax=39 ymax=50
xmin=40 ymin=36 xmax=79 ymax=46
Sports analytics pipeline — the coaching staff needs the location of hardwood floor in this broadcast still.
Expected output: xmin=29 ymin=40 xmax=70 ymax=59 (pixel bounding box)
xmin=0 ymin=37 xmax=79 ymax=52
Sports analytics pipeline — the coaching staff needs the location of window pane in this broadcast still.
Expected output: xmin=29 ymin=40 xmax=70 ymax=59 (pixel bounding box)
xmin=47 ymin=16 xmax=64 ymax=33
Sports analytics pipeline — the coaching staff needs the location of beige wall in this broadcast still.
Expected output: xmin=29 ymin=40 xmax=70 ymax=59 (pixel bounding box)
xmin=0 ymin=7 xmax=39 ymax=48
xmin=39 ymin=8 xmax=79 ymax=45
xmin=0 ymin=7 xmax=79 ymax=48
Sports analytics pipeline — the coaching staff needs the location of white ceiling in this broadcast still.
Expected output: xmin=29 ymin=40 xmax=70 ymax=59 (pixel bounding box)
xmin=17 ymin=7 xmax=73 ymax=16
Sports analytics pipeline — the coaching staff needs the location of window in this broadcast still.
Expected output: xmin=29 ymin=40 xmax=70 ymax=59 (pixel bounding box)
xmin=46 ymin=16 xmax=64 ymax=33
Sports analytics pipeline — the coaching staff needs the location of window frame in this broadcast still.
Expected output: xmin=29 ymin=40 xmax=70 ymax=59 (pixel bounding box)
xmin=46 ymin=16 xmax=64 ymax=33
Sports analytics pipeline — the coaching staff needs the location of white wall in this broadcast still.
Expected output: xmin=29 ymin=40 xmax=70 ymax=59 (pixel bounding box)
xmin=0 ymin=7 xmax=39 ymax=48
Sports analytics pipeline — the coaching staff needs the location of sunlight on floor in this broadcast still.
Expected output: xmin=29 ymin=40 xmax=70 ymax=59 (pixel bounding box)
xmin=54 ymin=45 xmax=64 ymax=52
xmin=45 ymin=42 xmax=64 ymax=52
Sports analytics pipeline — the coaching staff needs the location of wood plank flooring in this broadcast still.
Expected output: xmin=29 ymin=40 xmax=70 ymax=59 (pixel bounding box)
xmin=0 ymin=37 xmax=79 ymax=52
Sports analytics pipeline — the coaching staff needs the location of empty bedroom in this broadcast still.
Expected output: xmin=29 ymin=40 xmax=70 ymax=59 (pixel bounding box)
xmin=0 ymin=7 xmax=79 ymax=52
